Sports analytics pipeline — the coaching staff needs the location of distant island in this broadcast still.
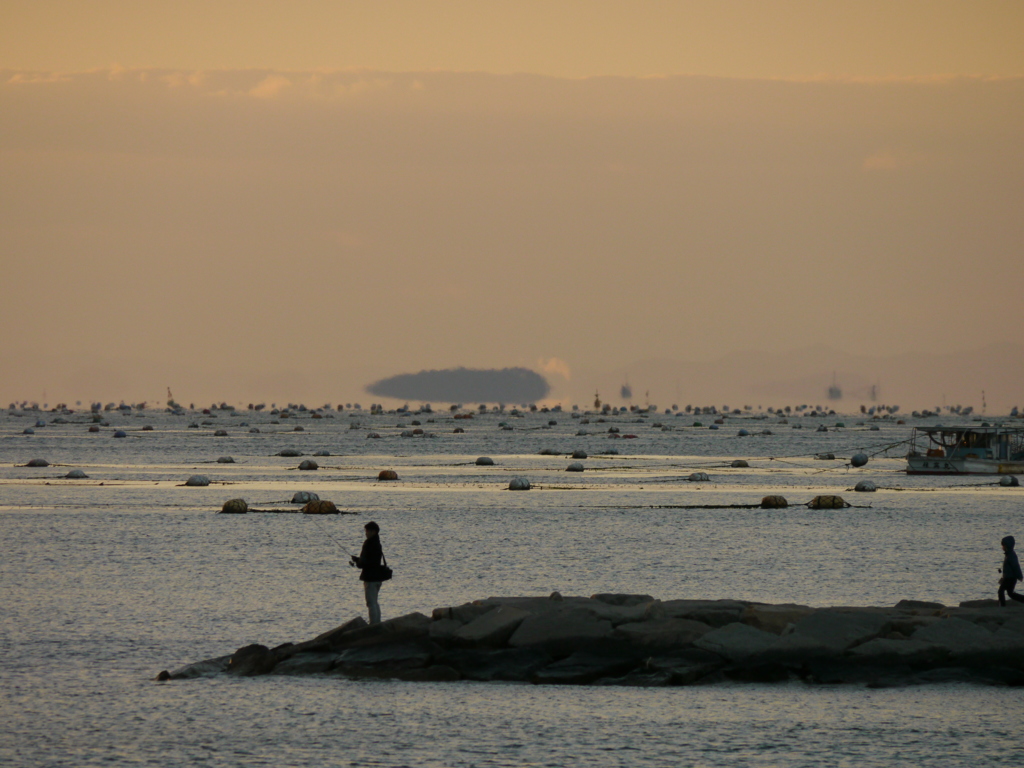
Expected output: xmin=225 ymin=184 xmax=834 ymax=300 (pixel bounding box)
xmin=367 ymin=367 xmax=549 ymax=404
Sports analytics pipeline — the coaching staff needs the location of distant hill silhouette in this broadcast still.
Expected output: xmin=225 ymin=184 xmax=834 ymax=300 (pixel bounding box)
xmin=366 ymin=367 xmax=550 ymax=404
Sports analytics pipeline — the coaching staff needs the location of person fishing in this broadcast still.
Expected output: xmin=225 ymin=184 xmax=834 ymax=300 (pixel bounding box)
xmin=350 ymin=521 xmax=390 ymax=624
xmin=998 ymin=535 xmax=1024 ymax=607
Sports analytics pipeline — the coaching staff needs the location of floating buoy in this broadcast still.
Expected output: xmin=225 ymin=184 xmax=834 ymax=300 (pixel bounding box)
xmin=220 ymin=498 xmax=248 ymax=514
xmin=761 ymin=495 xmax=788 ymax=509
xmin=302 ymin=499 xmax=339 ymax=514
xmin=508 ymin=477 xmax=531 ymax=490
xmin=378 ymin=469 xmax=398 ymax=481
xmin=475 ymin=456 xmax=494 ymax=466
xmin=854 ymin=480 xmax=877 ymax=492
xmin=731 ymin=459 xmax=749 ymax=468
xmin=185 ymin=475 xmax=211 ymax=487
xmin=298 ymin=460 xmax=318 ymax=471
xmin=808 ymin=495 xmax=849 ymax=509
xmin=292 ymin=491 xmax=319 ymax=503
xmin=851 ymin=453 xmax=868 ymax=468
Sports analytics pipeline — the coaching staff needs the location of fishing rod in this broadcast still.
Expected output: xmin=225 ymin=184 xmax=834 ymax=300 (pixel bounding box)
xmin=304 ymin=513 xmax=359 ymax=565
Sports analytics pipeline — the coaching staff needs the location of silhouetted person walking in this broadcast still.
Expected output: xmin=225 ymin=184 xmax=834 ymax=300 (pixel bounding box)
xmin=998 ymin=535 xmax=1024 ymax=607
xmin=351 ymin=521 xmax=390 ymax=624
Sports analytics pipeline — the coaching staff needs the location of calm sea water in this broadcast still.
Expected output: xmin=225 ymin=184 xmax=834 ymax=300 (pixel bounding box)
xmin=2 ymin=406 xmax=1023 ymax=767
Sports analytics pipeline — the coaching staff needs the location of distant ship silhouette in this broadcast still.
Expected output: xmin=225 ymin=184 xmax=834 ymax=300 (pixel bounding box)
xmin=827 ymin=372 xmax=842 ymax=400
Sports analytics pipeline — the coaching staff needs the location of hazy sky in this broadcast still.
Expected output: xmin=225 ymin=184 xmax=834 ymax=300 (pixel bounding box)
xmin=5 ymin=1 xmax=1024 ymax=79
xmin=2 ymin=2 xmax=1022 ymax=409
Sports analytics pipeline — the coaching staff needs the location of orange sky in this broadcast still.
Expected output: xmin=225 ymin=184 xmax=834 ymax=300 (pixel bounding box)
xmin=2 ymin=3 xmax=1022 ymax=409
xmin=4 ymin=1 xmax=1024 ymax=79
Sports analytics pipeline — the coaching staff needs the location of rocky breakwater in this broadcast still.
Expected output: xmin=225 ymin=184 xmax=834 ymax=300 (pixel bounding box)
xmin=156 ymin=594 xmax=1024 ymax=687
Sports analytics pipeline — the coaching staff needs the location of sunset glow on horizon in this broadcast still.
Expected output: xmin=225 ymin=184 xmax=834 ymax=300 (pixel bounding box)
xmin=2 ymin=3 xmax=1022 ymax=410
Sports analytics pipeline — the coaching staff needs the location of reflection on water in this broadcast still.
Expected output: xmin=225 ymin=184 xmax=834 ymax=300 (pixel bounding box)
xmin=1 ymin=408 xmax=1021 ymax=766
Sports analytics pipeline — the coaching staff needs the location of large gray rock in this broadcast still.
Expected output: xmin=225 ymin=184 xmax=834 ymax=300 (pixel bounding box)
xmin=912 ymin=617 xmax=993 ymax=655
xmin=432 ymin=601 xmax=500 ymax=625
xmin=338 ymin=612 xmax=432 ymax=648
xmin=532 ymin=652 xmax=639 ymax=685
xmin=428 ymin=618 xmax=463 ymax=642
xmin=642 ymin=649 xmax=725 ymax=684
xmin=508 ymin=609 xmax=613 ymax=649
xmin=591 ymin=593 xmax=655 ymax=607
xmin=166 ymin=654 xmax=232 ymax=680
xmin=693 ymin=622 xmax=779 ymax=662
xmin=311 ymin=616 xmax=368 ymax=646
xmin=847 ymin=638 xmax=945 ymax=666
xmin=661 ymin=600 xmax=747 ymax=628
xmin=612 ymin=618 xmax=712 ymax=650
xmin=334 ymin=641 xmax=435 ymax=676
xmin=770 ymin=610 xmax=892 ymax=659
xmin=227 ymin=644 xmax=277 ymax=676
xmin=743 ymin=603 xmax=815 ymax=635
xmin=453 ymin=606 xmax=531 ymax=647
xmin=894 ymin=600 xmax=946 ymax=611
xmin=271 ymin=652 xmax=339 ymax=675
xmin=438 ymin=647 xmax=553 ymax=682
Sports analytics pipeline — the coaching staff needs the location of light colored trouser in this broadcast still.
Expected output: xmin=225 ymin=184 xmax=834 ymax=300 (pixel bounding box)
xmin=364 ymin=581 xmax=382 ymax=624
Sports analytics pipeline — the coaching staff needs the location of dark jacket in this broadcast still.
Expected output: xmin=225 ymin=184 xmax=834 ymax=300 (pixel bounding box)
xmin=1003 ymin=536 xmax=1023 ymax=582
xmin=356 ymin=534 xmax=388 ymax=582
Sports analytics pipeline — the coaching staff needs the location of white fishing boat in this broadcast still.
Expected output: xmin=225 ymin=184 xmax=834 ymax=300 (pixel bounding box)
xmin=906 ymin=424 xmax=1024 ymax=475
